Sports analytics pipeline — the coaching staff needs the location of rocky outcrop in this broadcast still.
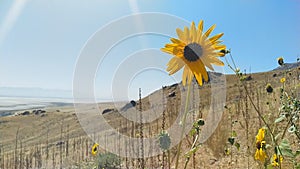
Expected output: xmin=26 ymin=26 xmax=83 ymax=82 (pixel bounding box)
xmin=102 ymin=108 xmax=116 ymax=114
xmin=120 ymin=100 xmax=136 ymax=112
xmin=33 ymin=109 xmax=46 ymax=115
xmin=21 ymin=111 xmax=30 ymax=115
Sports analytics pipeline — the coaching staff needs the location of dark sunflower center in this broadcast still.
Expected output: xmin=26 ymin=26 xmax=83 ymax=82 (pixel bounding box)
xmin=184 ymin=43 xmax=203 ymax=62
xmin=275 ymin=156 xmax=279 ymax=163
xmin=256 ymin=141 xmax=261 ymax=149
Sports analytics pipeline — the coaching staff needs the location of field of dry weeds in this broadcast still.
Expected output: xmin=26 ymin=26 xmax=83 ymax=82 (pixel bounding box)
xmin=0 ymin=67 xmax=299 ymax=169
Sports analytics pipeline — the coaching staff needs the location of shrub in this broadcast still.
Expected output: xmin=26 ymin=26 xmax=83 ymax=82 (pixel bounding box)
xmin=95 ymin=152 xmax=121 ymax=169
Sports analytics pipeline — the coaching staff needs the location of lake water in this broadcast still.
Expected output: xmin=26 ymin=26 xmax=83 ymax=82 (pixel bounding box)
xmin=0 ymin=97 xmax=74 ymax=116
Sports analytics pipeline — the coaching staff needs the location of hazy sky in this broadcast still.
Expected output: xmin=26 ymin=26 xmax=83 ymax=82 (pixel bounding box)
xmin=0 ymin=0 xmax=299 ymax=100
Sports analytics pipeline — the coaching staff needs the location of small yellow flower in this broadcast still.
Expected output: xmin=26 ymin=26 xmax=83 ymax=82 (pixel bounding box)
xmin=277 ymin=57 xmax=284 ymax=66
xmin=255 ymin=128 xmax=267 ymax=162
xmin=161 ymin=20 xmax=226 ymax=86
xmin=256 ymin=128 xmax=265 ymax=142
xmin=91 ymin=143 xmax=99 ymax=156
xmin=255 ymin=146 xmax=267 ymax=162
xmin=280 ymin=77 xmax=286 ymax=83
xmin=272 ymin=154 xmax=283 ymax=167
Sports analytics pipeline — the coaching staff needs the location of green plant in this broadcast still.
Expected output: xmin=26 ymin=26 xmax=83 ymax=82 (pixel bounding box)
xmin=226 ymin=54 xmax=300 ymax=168
xmin=95 ymin=152 xmax=121 ymax=169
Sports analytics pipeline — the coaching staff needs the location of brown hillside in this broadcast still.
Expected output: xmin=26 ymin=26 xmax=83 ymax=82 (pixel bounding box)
xmin=0 ymin=67 xmax=299 ymax=168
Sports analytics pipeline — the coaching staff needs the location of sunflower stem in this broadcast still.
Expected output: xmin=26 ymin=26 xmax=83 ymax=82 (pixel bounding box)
xmin=175 ymin=83 xmax=192 ymax=169
xmin=184 ymin=133 xmax=199 ymax=169
xmin=225 ymin=54 xmax=286 ymax=163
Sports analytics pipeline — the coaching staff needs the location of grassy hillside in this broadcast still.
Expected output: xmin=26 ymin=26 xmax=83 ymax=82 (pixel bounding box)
xmin=0 ymin=66 xmax=299 ymax=169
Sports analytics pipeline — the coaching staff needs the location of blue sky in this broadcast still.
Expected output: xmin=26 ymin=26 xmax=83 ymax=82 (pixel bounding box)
xmin=0 ymin=0 xmax=299 ymax=100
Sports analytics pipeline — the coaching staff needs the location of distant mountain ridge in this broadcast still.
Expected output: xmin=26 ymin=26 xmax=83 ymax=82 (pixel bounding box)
xmin=1 ymin=62 xmax=298 ymax=99
xmin=273 ymin=62 xmax=300 ymax=71
xmin=0 ymin=87 xmax=72 ymax=99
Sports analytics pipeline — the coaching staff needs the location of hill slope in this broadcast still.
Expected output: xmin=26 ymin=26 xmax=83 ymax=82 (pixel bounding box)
xmin=0 ymin=66 xmax=299 ymax=168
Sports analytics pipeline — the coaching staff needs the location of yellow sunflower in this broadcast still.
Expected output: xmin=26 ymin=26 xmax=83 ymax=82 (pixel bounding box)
xmin=280 ymin=77 xmax=286 ymax=83
xmin=255 ymin=128 xmax=267 ymax=162
xmin=161 ymin=20 xmax=226 ymax=86
xmin=272 ymin=154 xmax=283 ymax=167
xmin=91 ymin=143 xmax=99 ymax=156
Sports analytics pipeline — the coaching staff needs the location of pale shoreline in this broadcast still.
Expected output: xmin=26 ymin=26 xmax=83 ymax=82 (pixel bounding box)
xmin=0 ymin=96 xmax=75 ymax=117
xmin=0 ymin=99 xmax=119 ymax=118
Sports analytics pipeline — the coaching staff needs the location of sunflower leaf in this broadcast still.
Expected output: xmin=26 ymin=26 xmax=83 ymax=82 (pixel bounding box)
xmin=185 ymin=146 xmax=200 ymax=158
xmin=267 ymin=164 xmax=275 ymax=169
xmin=232 ymin=131 xmax=237 ymax=137
xmin=279 ymin=139 xmax=294 ymax=158
xmin=234 ymin=142 xmax=240 ymax=151
xmin=274 ymin=133 xmax=282 ymax=142
xmin=275 ymin=115 xmax=285 ymax=123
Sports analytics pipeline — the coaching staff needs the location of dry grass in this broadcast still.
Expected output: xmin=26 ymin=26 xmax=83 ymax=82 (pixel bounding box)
xmin=0 ymin=67 xmax=299 ymax=168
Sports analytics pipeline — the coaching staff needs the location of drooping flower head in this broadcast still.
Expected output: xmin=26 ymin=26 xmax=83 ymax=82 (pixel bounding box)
xmin=255 ymin=128 xmax=267 ymax=162
xmin=158 ymin=130 xmax=171 ymax=151
xmin=272 ymin=154 xmax=283 ymax=167
xmin=161 ymin=20 xmax=226 ymax=86
xmin=277 ymin=57 xmax=284 ymax=66
xmin=91 ymin=143 xmax=99 ymax=156
xmin=265 ymin=83 xmax=273 ymax=93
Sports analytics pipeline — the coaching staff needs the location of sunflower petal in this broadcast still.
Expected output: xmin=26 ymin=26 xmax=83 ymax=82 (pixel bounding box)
xmin=184 ymin=26 xmax=190 ymax=43
xmin=197 ymin=20 xmax=204 ymax=33
xmin=170 ymin=38 xmax=186 ymax=47
xmin=170 ymin=38 xmax=182 ymax=44
xmin=176 ymin=28 xmax=185 ymax=41
xmin=167 ymin=57 xmax=185 ymax=75
xmin=194 ymin=71 xmax=202 ymax=86
xmin=197 ymin=21 xmax=204 ymax=43
xmin=166 ymin=57 xmax=178 ymax=69
xmin=182 ymin=66 xmax=189 ymax=86
xmin=167 ymin=65 xmax=181 ymax=75
xmin=172 ymin=47 xmax=184 ymax=56
xmin=212 ymin=40 xmax=223 ymax=45
xmin=161 ymin=47 xmax=173 ymax=54
xmin=214 ymin=45 xmax=226 ymax=50
xmin=255 ymin=150 xmax=260 ymax=160
xmin=165 ymin=43 xmax=179 ymax=48
xmin=190 ymin=21 xmax=197 ymax=42
xmin=204 ymin=24 xmax=216 ymax=38
xmin=256 ymin=128 xmax=265 ymax=141
xmin=186 ymin=59 xmax=208 ymax=83
xmin=217 ymin=52 xmax=226 ymax=57
xmin=209 ymin=33 xmax=224 ymax=43
xmin=205 ymin=57 xmax=224 ymax=66
xmin=191 ymin=59 xmax=208 ymax=82
xmin=200 ymin=57 xmax=214 ymax=70
xmin=198 ymin=61 xmax=209 ymax=82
